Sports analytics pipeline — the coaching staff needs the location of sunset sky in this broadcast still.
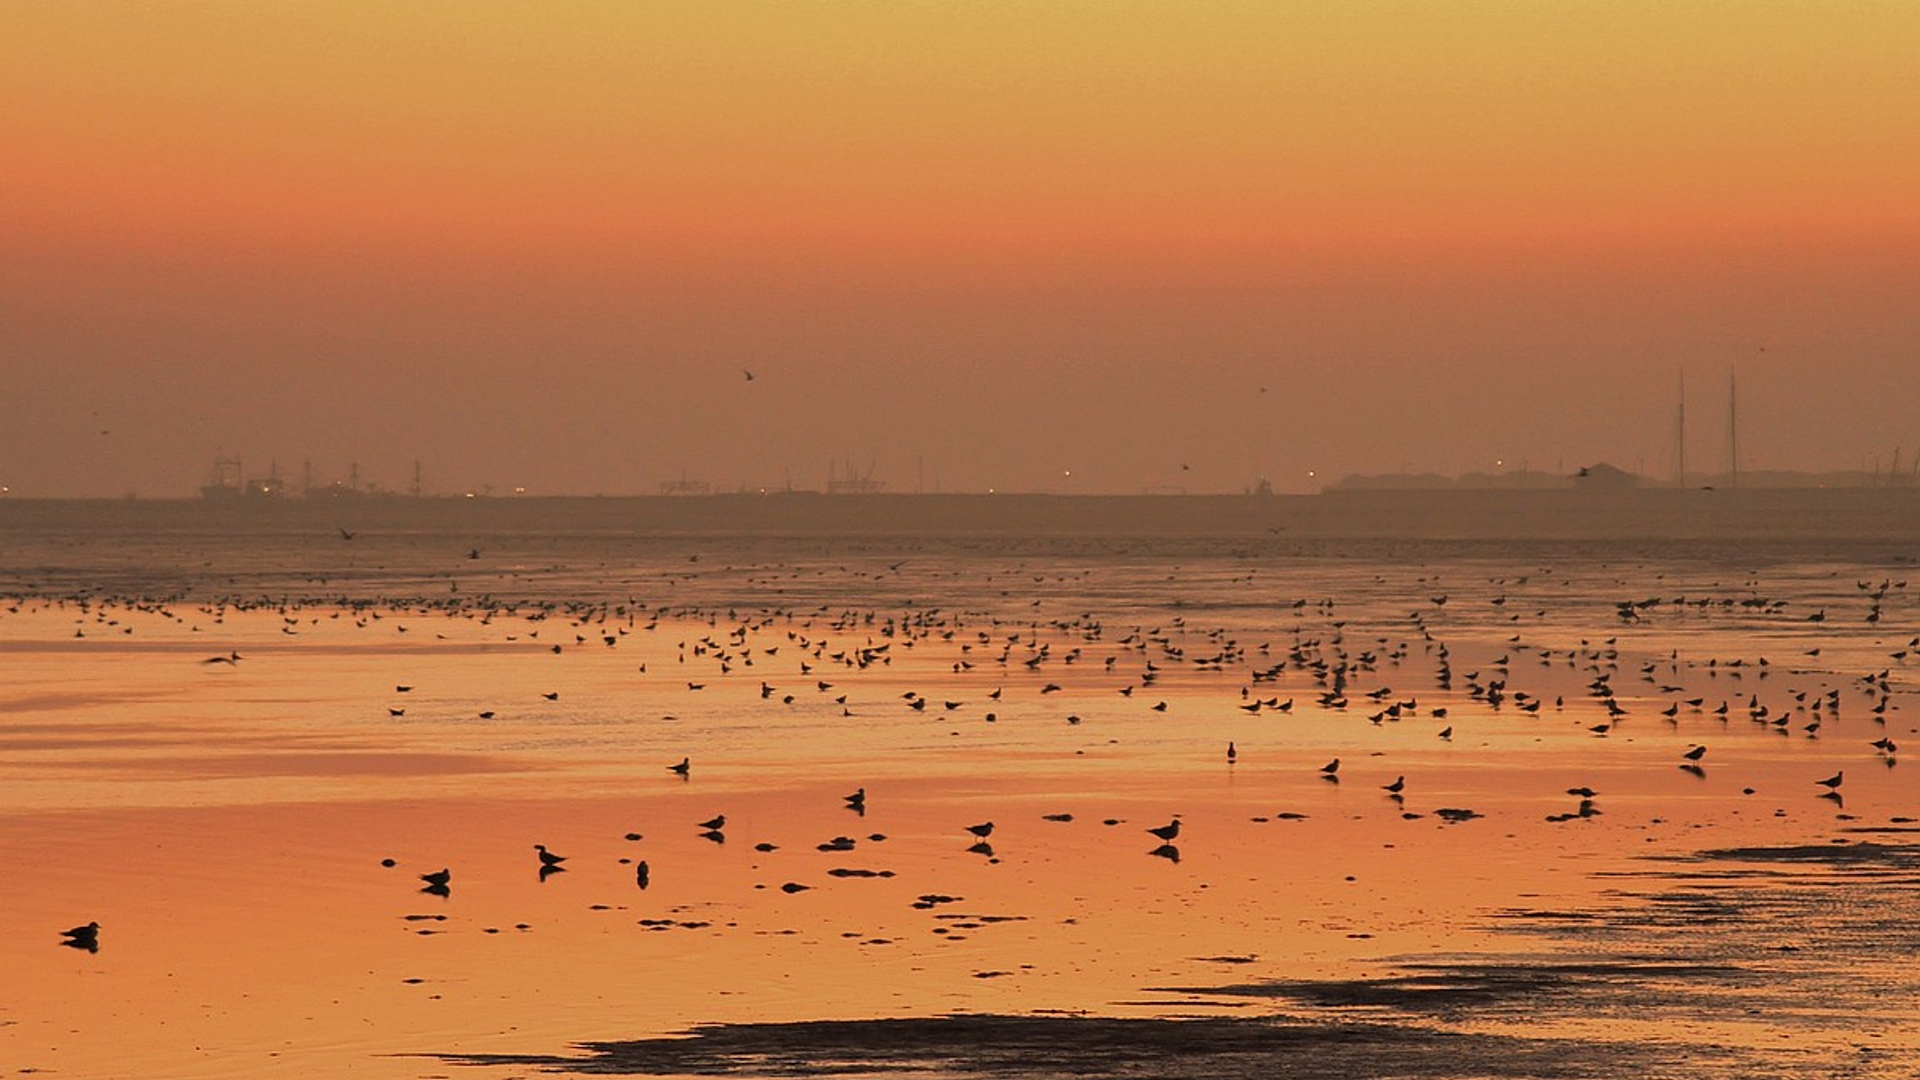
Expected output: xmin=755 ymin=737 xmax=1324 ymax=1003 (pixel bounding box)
xmin=4 ymin=1 xmax=1916 ymax=496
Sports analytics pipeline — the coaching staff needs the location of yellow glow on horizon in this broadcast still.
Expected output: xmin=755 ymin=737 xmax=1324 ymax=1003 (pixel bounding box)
xmin=4 ymin=1 xmax=1917 ymax=262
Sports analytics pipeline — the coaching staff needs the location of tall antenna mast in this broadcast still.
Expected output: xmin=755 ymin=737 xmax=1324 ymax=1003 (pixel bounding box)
xmin=1675 ymin=371 xmax=1686 ymax=488
xmin=1727 ymin=367 xmax=1739 ymax=490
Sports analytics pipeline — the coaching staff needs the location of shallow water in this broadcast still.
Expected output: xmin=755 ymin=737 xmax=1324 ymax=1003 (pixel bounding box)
xmin=2 ymin=510 xmax=1917 ymax=1078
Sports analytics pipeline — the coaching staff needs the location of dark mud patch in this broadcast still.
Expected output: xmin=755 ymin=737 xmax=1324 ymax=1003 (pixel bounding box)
xmin=1682 ymin=840 xmax=1920 ymax=871
xmin=1167 ymin=959 xmax=1748 ymax=1015
xmin=436 ymin=1013 xmax=1709 ymax=1078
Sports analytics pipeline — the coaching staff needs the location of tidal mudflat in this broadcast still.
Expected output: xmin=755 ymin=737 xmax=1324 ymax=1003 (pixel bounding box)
xmin=3 ymin=515 xmax=1916 ymax=1078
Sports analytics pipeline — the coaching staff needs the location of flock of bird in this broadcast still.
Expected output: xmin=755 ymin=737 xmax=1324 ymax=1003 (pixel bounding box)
xmin=15 ymin=555 xmax=1915 ymax=951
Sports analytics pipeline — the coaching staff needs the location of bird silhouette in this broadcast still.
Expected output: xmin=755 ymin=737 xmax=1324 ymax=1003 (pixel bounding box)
xmin=1683 ymin=745 xmax=1707 ymax=761
xmin=699 ymin=814 xmax=727 ymax=830
xmin=668 ymin=757 xmax=691 ymax=777
xmin=59 ymin=922 xmax=100 ymax=952
xmin=966 ymin=821 xmax=995 ymax=839
xmin=1382 ymin=776 xmax=1406 ymax=794
xmin=1147 ymin=819 xmax=1181 ymax=842
xmin=1816 ymin=770 xmax=1844 ymax=791
xmin=419 ymin=868 xmax=451 ymax=888
xmin=844 ymin=788 xmax=866 ymax=812
xmin=534 ymin=844 xmax=566 ymax=868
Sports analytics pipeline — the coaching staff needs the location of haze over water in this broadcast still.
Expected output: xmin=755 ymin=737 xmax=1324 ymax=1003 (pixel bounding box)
xmin=5 ymin=3 xmax=1919 ymax=498
xmin=3 ymin=504 xmax=1918 ymax=1078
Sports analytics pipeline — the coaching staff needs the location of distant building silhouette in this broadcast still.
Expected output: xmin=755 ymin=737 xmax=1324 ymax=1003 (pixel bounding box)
xmin=1572 ymin=462 xmax=1640 ymax=490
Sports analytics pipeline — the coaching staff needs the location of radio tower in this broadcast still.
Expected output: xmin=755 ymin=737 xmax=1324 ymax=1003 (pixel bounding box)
xmin=1727 ymin=368 xmax=1739 ymax=490
xmin=1675 ymin=372 xmax=1686 ymax=488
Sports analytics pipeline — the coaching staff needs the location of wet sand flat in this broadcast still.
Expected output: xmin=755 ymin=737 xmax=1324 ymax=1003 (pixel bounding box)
xmin=2 ymin=508 xmax=1917 ymax=1078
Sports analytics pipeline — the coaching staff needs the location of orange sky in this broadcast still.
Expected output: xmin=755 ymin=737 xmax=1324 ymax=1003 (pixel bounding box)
xmin=3 ymin=2 xmax=1917 ymax=495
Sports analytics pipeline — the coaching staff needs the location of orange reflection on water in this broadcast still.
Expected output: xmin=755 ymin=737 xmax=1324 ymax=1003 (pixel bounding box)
xmin=2 ymin=578 xmax=1917 ymax=1077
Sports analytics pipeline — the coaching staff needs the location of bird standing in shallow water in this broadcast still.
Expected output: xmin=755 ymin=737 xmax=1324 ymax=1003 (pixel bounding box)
xmin=60 ymin=922 xmax=100 ymax=951
xmin=534 ymin=844 xmax=566 ymax=868
xmin=420 ymin=868 xmax=451 ymax=888
xmin=1816 ymin=770 xmax=1844 ymax=791
xmin=1147 ymin=819 xmax=1181 ymax=842
xmin=668 ymin=757 xmax=690 ymax=777
xmin=966 ymin=821 xmax=994 ymax=839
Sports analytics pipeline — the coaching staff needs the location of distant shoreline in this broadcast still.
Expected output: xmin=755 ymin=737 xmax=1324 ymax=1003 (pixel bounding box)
xmin=4 ymin=488 xmax=1918 ymax=542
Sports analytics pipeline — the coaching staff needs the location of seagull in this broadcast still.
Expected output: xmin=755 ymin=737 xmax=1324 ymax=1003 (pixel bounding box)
xmin=1146 ymin=819 xmax=1181 ymax=842
xmin=698 ymin=814 xmax=727 ymax=831
xmin=60 ymin=921 xmax=100 ymax=947
xmin=844 ymin=788 xmax=866 ymax=811
xmin=1382 ymin=776 xmax=1406 ymax=794
xmin=668 ymin=757 xmax=691 ymax=776
xmin=1320 ymin=758 xmax=1341 ymax=776
xmin=420 ymin=868 xmax=451 ymax=888
xmin=966 ymin=821 xmax=995 ymax=839
xmin=1816 ymin=770 xmax=1844 ymax=791
xmin=534 ymin=844 xmax=566 ymax=868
